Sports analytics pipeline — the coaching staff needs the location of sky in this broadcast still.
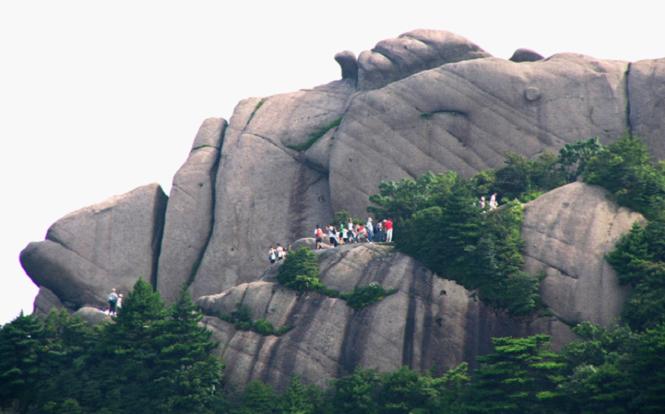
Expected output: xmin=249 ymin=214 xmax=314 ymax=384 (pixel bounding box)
xmin=1 ymin=0 xmax=663 ymax=324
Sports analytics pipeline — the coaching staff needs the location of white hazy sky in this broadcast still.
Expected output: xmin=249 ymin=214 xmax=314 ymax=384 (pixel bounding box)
xmin=1 ymin=0 xmax=662 ymax=324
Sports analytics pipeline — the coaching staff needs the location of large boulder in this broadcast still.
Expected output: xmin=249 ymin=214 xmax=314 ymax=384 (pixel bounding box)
xmin=74 ymin=306 xmax=112 ymax=325
xmin=198 ymin=244 xmax=568 ymax=389
xmin=189 ymin=81 xmax=354 ymax=298
xmin=523 ymin=182 xmax=645 ymax=326
xmin=157 ymin=118 xmax=226 ymax=303
xmin=330 ymin=54 xmax=629 ymax=216
xmin=509 ymin=48 xmax=544 ymax=62
xmin=32 ymin=287 xmax=64 ymax=316
xmin=20 ymin=184 xmax=167 ymax=309
xmin=357 ymin=29 xmax=491 ymax=90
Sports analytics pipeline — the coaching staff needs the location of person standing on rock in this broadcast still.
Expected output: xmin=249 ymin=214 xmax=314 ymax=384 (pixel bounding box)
xmin=385 ymin=218 xmax=394 ymax=242
xmin=276 ymin=243 xmax=285 ymax=261
xmin=116 ymin=294 xmax=123 ymax=313
xmin=328 ymin=225 xmax=339 ymax=247
xmin=366 ymin=217 xmax=374 ymax=242
xmin=268 ymin=246 xmax=277 ymax=264
xmin=314 ymin=225 xmax=324 ymax=249
xmin=107 ymin=288 xmax=118 ymax=315
xmin=489 ymin=193 xmax=498 ymax=210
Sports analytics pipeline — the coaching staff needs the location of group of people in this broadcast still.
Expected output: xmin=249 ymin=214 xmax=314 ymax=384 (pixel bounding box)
xmin=268 ymin=243 xmax=287 ymax=264
xmin=479 ymin=193 xmax=499 ymax=210
xmin=314 ymin=217 xmax=393 ymax=249
xmin=106 ymin=288 xmax=123 ymax=316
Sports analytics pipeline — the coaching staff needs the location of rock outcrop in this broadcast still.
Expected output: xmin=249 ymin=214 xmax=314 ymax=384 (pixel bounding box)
xmin=198 ymin=244 xmax=553 ymax=389
xmin=21 ymin=184 xmax=167 ymax=310
xmin=191 ymin=181 xmax=631 ymax=388
xmin=330 ymin=54 xmax=629 ymax=215
xmin=156 ymin=118 xmax=226 ymax=303
xmin=523 ymin=182 xmax=644 ymax=326
xmin=509 ymin=48 xmax=544 ymax=62
xmin=19 ymin=29 xmax=665 ymax=388
xmin=189 ymin=81 xmax=353 ymax=298
xmin=356 ymin=29 xmax=491 ymax=90
xmin=628 ymin=58 xmax=665 ymax=158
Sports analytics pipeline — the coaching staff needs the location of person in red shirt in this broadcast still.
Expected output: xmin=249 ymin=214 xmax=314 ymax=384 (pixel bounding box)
xmin=384 ymin=218 xmax=394 ymax=242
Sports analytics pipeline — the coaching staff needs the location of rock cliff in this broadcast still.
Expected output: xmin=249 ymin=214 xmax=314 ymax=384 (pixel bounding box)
xmin=19 ymin=29 xmax=664 ymax=387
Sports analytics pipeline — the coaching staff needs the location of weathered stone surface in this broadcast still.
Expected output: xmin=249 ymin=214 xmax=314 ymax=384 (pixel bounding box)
xmin=290 ymin=237 xmax=316 ymax=251
xmin=330 ymin=54 xmax=629 ymax=216
xmin=628 ymin=58 xmax=665 ymax=158
xmin=20 ymin=184 xmax=167 ymax=309
xmin=357 ymin=29 xmax=491 ymax=90
xmin=510 ymin=48 xmax=544 ymax=62
xmin=189 ymin=81 xmax=354 ymax=298
xmin=74 ymin=306 xmax=112 ymax=325
xmin=157 ymin=118 xmax=226 ymax=303
xmin=523 ymin=182 xmax=645 ymax=326
xmin=335 ymin=50 xmax=358 ymax=81
xmin=33 ymin=287 xmax=65 ymax=316
xmin=198 ymin=244 xmax=556 ymax=389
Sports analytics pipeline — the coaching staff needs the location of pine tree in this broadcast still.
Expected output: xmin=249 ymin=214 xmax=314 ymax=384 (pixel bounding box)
xmin=94 ymin=278 xmax=170 ymax=413
xmin=467 ymin=335 xmax=565 ymax=414
xmin=155 ymin=291 xmax=223 ymax=413
xmin=0 ymin=312 xmax=44 ymax=413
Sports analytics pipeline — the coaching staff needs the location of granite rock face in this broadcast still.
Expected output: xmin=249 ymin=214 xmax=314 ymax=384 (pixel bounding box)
xmin=357 ymin=29 xmax=491 ymax=90
xmin=156 ymin=118 xmax=226 ymax=303
xmin=523 ymin=182 xmax=645 ymax=326
xmin=628 ymin=58 xmax=665 ymax=159
xmin=21 ymin=184 xmax=167 ymax=309
xmin=198 ymin=244 xmax=571 ymax=386
xmin=32 ymin=287 xmax=64 ymax=316
xmin=197 ymin=244 xmax=570 ymax=389
xmin=189 ymin=81 xmax=354 ymax=298
xmin=330 ymin=54 xmax=629 ymax=215
xmin=19 ymin=29 xmax=665 ymax=388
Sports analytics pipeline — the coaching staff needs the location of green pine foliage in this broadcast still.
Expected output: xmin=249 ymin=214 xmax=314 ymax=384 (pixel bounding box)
xmin=382 ymin=174 xmax=540 ymax=315
xmin=0 ymin=312 xmax=44 ymax=413
xmin=339 ymin=283 xmax=398 ymax=311
xmin=220 ymin=304 xmax=292 ymax=336
xmin=0 ymin=280 xmax=223 ymax=414
xmin=584 ymin=135 xmax=665 ymax=220
xmin=277 ymin=248 xmax=323 ymax=292
xmin=467 ymin=335 xmax=565 ymax=414
xmin=276 ymin=248 xmax=395 ymax=311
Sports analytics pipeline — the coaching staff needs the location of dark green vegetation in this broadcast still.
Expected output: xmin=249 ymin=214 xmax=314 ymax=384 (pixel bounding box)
xmin=219 ymin=304 xmax=292 ymax=336
xmin=366 ymin=135 xmax=665 ymax=316
xmin=0 ymin=280 xmax=222 ymax=414
xmin=277 ymin=247 xmax=397 ymax=310
xmin=287 ymin=117 xmax=342 ymax=152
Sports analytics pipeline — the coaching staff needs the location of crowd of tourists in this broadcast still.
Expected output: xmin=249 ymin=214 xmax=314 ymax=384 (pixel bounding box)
xmin=313 ymin=217 xmax=393 ymax=249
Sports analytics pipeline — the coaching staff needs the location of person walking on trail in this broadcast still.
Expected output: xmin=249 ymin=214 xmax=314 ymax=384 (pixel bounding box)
xmin=314 ymin=225 xmax=324 ymax=249
xmin=268 ymin=246 xmax=277 ymax=264
xmin=385 ymin=218 xmax=394 ymax=243
xmin=276 ymin=243 xmax=285 ymax=261
xmin=116 ymin=294 xmax=123 ymax=313
xmin=107 ymin=288 xmax=119 ymax=315
xmin=479 ymin=195 xmax=486 ymax=209
xmin=366 ymin=217 xmax=374 ymax=242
